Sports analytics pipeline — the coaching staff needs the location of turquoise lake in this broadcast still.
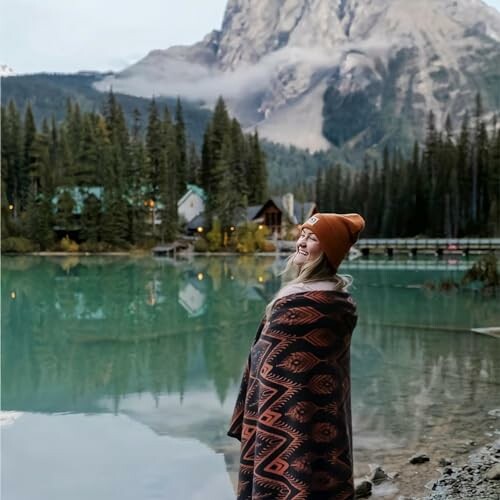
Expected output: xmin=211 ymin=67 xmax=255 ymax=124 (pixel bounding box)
xmin=1 ymin=255 xmax=500 ymax=499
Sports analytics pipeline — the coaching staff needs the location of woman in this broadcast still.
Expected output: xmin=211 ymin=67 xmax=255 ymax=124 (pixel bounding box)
xmin=228 ymin=213 xmax=365 ymax=500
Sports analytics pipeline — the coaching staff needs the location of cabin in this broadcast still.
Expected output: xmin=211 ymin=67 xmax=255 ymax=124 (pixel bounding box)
xmin=177 ymin=184 xmax=206 ymax=228
xmin=51 ymin=186 xmax=104 ymax=241
xmin=247 ymin=193 xmax=317 ymax=238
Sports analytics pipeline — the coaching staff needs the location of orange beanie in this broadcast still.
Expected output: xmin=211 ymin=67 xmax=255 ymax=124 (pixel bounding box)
xmin=300 ymin=213 xmax=365 ymax=270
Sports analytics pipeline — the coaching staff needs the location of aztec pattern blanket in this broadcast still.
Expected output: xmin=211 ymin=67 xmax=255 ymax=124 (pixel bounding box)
xmin=228 ymin=290 xmax=358 ymax=500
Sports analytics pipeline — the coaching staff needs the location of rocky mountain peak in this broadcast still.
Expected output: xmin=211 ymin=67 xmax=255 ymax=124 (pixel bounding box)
xmin=96 ymin=0 xmax=500 ymax=153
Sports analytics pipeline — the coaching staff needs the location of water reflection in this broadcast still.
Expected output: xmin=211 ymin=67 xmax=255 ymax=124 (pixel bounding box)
xmin=2 ymin=256 xmax=500 ymax=495
xmin=1 ymin=256 xmax=282 ymax=414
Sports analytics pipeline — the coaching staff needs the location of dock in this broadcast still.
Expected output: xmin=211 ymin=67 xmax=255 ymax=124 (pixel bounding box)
xmin=152 ymin=241 xmax=190 ymax=257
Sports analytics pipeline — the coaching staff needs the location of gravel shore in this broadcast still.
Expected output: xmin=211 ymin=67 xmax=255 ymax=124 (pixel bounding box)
xmin=423 ymin=439 xmax=500 ymax=500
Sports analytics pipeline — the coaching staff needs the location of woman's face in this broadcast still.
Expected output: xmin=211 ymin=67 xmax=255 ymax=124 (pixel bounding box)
xmin=294 ymin=227 xmax=323 ymax=267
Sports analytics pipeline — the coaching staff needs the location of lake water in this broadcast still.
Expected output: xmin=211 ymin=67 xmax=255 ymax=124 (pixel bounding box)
xmin=2 ymin=255 xmax=500 ymax=499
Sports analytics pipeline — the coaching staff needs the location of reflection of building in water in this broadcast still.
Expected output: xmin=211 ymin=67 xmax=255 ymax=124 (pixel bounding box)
xmin=146 ymin=277 xmax=165 ymax=306
xmin=179 ymin=282 xmax=207 ymax=317
xmin=55 ymin=290 xmax=105 ymax=320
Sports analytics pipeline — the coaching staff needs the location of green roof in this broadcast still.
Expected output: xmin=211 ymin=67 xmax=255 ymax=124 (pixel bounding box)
xmin=51 ymin=187 xmax=104 ymax=215
xmin=186 ymin=184 xmax=207 ymax=201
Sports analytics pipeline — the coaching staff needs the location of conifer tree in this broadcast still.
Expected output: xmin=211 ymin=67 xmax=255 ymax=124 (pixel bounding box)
xmin=247 ymin=131 xmax=267 ymax=204
xmin=128 ymin=108 xmax=148 ymax=244
xmin=81 ymin=194 xmax=101 ymax=243
xmin=75 ymin=114 xmax=98 ymax=186
xmin=187 ymin=142 xmax=201 ymax=185
xmin=2 ymin=102 xmax=23 ymax=215
xmin=158 ymin=106 xmax=178 ymax=242
xmin=21 ymin=103 xmax=37 ymax=209
xmin=55 ymin=191 xmax=76 ymax=229
xmin=146 ymin=98 xmax=163 ymax=200
xmin=174 ymin=97 xmax=188 ymax=198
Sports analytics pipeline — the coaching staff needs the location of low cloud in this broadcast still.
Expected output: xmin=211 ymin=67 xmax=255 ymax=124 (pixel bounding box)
xmin=94 ymin=38 xmax=395 ymax=110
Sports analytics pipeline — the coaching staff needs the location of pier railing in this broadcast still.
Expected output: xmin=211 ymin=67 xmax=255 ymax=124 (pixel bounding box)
xmin=356 ymin=238 xmax=500 ymax=256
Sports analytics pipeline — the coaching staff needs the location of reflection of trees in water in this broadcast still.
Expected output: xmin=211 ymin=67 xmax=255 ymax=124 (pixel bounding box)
xmin=352 ymin=268 xmax=499 ymax=329
xmin=351 ymin=318 xmax=500 ymax=458
xmin=3 ymin=256 xmax=498 ymax=425
xmin=1 ymin=256 xmax=278 ymax=412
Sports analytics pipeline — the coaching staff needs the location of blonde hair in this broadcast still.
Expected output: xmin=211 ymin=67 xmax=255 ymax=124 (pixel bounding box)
xmin=265 ymin=252 xmax=353 ymax=319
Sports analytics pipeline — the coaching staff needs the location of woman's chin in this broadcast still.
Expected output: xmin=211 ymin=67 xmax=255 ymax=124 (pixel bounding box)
xmin=293 ymin=254 xmax=306 ymax=267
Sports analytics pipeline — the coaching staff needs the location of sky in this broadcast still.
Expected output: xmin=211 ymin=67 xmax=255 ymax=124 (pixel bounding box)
xmin=1 ymin=0 xmax=500 ymax=75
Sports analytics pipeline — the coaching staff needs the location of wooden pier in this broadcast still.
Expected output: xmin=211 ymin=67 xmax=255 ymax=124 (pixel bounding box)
xmin=356 ymin=238 xmax=500 ymax=257
xmin=152 ymin=242 xmax=190 ymax=257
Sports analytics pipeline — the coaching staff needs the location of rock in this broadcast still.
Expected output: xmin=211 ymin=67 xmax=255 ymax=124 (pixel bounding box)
xmin=484 ymin=463 xmax=500 ymax=480
xmin=409 ymin=454 xmax=430 ymax=464
xmin=371 ymin=466 xmax=390 ymax=485
xmin=354 ymin=480 xmax=372 ymax=498
xmin=95 ymin=0 xmax=500 ymax=155
xmin=438 ymin=458 xmax=452 ymax=466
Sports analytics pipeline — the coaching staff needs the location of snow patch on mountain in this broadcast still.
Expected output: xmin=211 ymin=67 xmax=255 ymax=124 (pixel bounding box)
xmin=0 ymin=65 xmax=15 ymax=77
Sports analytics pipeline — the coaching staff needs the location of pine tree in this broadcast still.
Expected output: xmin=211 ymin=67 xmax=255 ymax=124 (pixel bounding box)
xmin=228 ymin=118 xmax=248 ymax=221
xmin=66 ymin=100 xmax=83 ymax=161
xmin=247 ymin=131 xmax=267 ymax=204
xmin=187 ymin=142 xmax=201 ymax=185
xmin=101 ymin=193 xmax=129 ymax=247
xmin=457 ymin=112 xmax=471 ymax=235
xmin=174 ymin=97 xmax=188 ymax=198
xmin=55 ymin=191 xmax=76 ymax=230
xmin=75 ymin=114 xmax=98 ymax=186
xmin=2 ymin=102 xmax=23 ymax=216
xmin=104 ymin=91 xmax=129 ymax=194
xmin=128 ymin=108 xmax=148 ymax=244
xmin=158 ymin=106 xmax=178 ymax=242
xmin=146 ymin=98 xmax=163 ymax=200
xmin=21 ymin=103 xmax=37 ymax=210
xmin=200 ymin=122 xmax=213 ymax=196
xmin=81 ymin=194 xmax=101 ymax=243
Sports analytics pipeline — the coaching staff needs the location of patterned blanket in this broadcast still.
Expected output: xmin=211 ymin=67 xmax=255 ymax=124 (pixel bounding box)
xmin=228 ymin=290 xmax=358 ymax=500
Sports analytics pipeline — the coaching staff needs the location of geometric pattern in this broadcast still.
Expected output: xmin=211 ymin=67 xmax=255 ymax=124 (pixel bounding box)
xmin=228 ymin=290 xmax=358 ymax=499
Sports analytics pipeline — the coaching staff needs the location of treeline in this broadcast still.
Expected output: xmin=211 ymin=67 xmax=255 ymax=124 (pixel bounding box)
xmin=0 ymin=73 xmax=212 ymax=147
xmin=316 ymin=96 xmax=500 ymax=237
xmin=1 ymin=93 xmax=267 ymax=250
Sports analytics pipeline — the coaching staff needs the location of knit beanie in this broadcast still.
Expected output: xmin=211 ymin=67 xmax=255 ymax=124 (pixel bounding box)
xmin=300 ymin=213 xmax=365 ymax=270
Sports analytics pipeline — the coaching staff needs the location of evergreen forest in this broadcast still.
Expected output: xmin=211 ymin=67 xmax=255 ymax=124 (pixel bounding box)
xmin=1 ymin=93 xmax=267 ymax=251
xmin=1 ymin=90 xmax=499 ymax=253
xmin=316 ymin=96 xmax=500 ymax=238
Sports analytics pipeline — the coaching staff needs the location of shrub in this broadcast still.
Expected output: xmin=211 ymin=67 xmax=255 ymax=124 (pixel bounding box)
xmin=60 ymin=235 xmax=79 ymax=252
xmin=206 ymin=219 xmax=222 ymax=251
xmin=258 ymin=240 xmax=276 ymax=252
xmin=79 ymin=241 xmax=112 ymax=253
xmin=462 ymin=253 xmax=499 ymax=289
xmin=235 ymin=223 xmax=256 ymax=253
xmin=193 ymin=238 xmax=208 ymax=252
xmin=1 ymin=237 xmax=36 ymax=253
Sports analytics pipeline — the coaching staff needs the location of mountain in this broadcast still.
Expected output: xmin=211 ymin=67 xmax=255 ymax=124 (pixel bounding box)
xmin=1 ymin=72 xmax=327 ymax=190
xmin=96 ymin=0 xmax=500 ymax=155
xmin=1 ymin=73 xmax=211 ymax=147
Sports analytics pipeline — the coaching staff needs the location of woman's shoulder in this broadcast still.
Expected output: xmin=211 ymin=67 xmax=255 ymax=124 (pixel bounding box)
xmin=274 ymin=284 xmax=355 ymax=308
xmin=275 ymin=280 xmax=338 ymax=299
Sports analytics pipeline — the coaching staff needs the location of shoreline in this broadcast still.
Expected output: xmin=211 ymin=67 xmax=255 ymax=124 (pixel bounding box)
xmin=219 ymin=435 xmax=500 ymax=500
xmin=1 ymin=251 xmax=289 ymax=257
xmin=2 ymin=250 xmax=498 ymax=257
